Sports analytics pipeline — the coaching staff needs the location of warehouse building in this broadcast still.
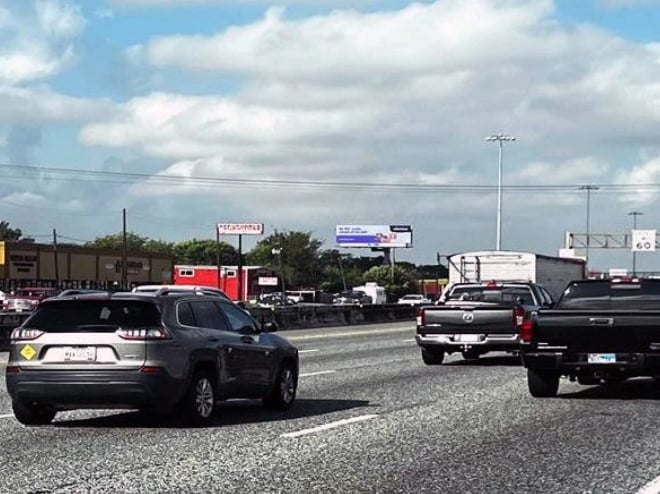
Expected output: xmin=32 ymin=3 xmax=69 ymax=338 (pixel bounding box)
xmin=0 ymin=241 xmax=174 ymax=292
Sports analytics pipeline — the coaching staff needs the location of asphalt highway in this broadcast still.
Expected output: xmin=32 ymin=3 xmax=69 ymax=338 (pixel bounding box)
xmin=2 ymin=322 xmax=660 ymax=494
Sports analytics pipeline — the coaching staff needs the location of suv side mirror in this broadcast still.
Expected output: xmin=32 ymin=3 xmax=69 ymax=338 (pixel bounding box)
xmin=236 ymin=301 xmax=247 ymax=309
xmin=262 ymin=321 xmax=278 ymax=333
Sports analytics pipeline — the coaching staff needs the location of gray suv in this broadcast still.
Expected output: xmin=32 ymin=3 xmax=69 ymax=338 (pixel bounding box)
xmin=5 ymin=291 xmax=299 ymax=426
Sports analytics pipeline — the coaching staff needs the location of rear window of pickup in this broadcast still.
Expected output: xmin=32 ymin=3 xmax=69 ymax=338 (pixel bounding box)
xmin=558 ymin=280 xmax=660 ymax=309
xmin=446 ymin=286 xmax=535 ymax=306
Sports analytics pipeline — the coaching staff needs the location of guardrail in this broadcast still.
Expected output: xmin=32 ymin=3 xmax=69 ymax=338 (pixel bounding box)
xmin=0 ymin=304 xmax=417 ymax=351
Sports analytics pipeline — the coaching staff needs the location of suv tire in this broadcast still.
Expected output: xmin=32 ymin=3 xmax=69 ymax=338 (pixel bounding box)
xmin=180 ymin=370 xmax=216 ymax=426
xmin=421 ymin=348 xmax=445 ymax=365
xmin=12 ymin=400 xmax=56 ymax=426
xmin=528 ymin=369 xmax=560 ymax=397
xmin=263 ymin=363 xmax=297 ymax=411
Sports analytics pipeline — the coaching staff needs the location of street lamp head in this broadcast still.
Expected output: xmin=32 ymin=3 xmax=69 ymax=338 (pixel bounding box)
xmin=485 ymin=133 xmax=517 ymax=142
xmin=628 ymin=211 xmax=644 ymax=216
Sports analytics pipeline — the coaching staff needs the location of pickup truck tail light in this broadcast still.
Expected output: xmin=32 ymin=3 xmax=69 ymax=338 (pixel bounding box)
xmin=520 ymin=319 xmax=534 ymax=343
xmin=513 ymin=306 xmax=525 ymax=328
xmin=416 ymin=308 xmax=425 ymax=327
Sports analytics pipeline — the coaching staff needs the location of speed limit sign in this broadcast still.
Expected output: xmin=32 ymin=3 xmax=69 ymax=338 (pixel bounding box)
xmin=632 ymin=229 xmax=657 ymax=252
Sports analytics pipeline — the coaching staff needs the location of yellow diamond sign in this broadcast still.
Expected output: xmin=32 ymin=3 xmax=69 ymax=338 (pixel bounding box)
xmin=20 ymin=344 xmax=36 ymax=361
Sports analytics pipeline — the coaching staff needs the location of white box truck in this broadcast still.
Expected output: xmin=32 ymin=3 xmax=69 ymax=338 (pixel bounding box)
xmin=446 ymin=250 xmax=585 ymax=300
xmin=353 ymin=282 xmax=388 ymax=305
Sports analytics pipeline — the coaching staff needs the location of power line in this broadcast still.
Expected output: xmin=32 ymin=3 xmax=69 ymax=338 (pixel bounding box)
xmin=0 ymin=162 xmax=656 ymax=193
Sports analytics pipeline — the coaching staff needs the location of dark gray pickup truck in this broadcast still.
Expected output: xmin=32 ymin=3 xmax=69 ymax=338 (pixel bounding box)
xmin=521 ymin=279 xmax=660 ymax=397
xmin=416 ymin=281 xmax=554 ymax=365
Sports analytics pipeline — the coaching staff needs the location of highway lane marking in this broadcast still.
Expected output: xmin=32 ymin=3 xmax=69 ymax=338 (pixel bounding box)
xmin=0 ymin=414 xmax=14 ymax=420
xmin=299 ymin=370 xmax=336 ymax=378
xmin=401 ymin=338 xmax=416 ymax=342
xmin=287 ymin=326 xmax=413 ymax=342
xmin=281 ymin=414 xmax=378 ymax=438
xmin=299 ymin=349 xmax=320 ymax=354
xmin=637 ymin=474 xmax=660 ymax=494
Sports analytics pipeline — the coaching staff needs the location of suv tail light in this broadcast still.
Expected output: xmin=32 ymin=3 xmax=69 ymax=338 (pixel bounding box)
xmin=116 ymin=326 xmax=172 ymax=340
xmin=513 ymin=306 xmax=525 ymax=328
xmin=10 ymin=328 xmax=44 ymax=340
xmin=416 ymin=308 xmax=425 ymax=327
xmin=520 ymin=319 xmax=535 ymax=343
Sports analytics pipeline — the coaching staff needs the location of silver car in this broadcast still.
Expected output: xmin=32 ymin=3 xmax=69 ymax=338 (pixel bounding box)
xmin=6 ymin=292 xmax=299 ymax=426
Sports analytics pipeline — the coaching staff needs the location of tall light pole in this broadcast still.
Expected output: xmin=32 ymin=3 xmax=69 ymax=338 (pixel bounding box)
xmin=579 ymin=185 xmax=599 ymax=267
xmin=485 ymin=133 xmax=517 ymax=250
xmin=628 ymin=211 xmax=643 ymax=276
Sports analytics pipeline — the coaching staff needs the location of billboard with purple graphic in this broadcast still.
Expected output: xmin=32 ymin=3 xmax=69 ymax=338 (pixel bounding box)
xmin=335 ymin=225 xmax=413 ymax=248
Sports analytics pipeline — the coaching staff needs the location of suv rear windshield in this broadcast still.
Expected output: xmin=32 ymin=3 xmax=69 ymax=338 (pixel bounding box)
xmin=557 ymin=280 xmax=660 ymax=309
xmin=446 ymin=286 xmax=535 ymax=306
xmin=23 ymin=300 xmax=162 ymax=332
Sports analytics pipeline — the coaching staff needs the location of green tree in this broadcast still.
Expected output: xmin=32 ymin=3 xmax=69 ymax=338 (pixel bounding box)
xmin=0 ymin=221 xmax=31 ymax=242
xmin=86 ymin=232 xmax=149 ymax=251
xmin=247 ymin=230 xmax=323 ymax=289
xmin=173 ymin=239 xmax=237 ymax=266
xmin=363 ymin=264 xmax=419 ymax=300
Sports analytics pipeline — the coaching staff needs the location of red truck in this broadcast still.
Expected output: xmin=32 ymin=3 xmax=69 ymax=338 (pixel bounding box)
xmin=3 ymin=287 xmax=58 ymax=313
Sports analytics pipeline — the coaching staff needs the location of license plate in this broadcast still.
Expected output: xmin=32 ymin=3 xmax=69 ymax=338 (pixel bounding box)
xmin=587 ymin=353 xmax=616 ymax=364
xmin=64 ymin=346 xmax=97 ymax=361
xmin=456 ymin=334 xmax=482 ymax=343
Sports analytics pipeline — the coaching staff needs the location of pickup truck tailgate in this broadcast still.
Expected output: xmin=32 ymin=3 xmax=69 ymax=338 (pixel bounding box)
xmin=534 ymin=310 xmax=660 ymax=352
xmin=421 ymin=305 xmax=515 ymax=334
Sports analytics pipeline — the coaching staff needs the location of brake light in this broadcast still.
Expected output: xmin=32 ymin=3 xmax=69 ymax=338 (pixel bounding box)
xmin=6 ymin=366 xmax=21 ymax=375
xmin=486 ymin=280 xmax=498 ymax=288
xmin=416 ymin=308 xmax=425 ymax=327
xmin=10 ymin=328 xmax=44 ymax=340
xmin=513 ymin=306 xmax=525 ymax=328
xmin=116 ymin=326 xmax=172 ymax=340
xmin=140 ymin=366 xmax=163 ymax=374
xmin=520 ymin=319 xmax=534 ymax=342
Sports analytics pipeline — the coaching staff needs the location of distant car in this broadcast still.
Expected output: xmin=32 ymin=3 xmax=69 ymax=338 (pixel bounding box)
xmin=333 ymin=291 xmax=372 ymax=306
xmin=4 ymin=287 xmax=58 ymax=313
xmin=6 ymin=291 xmax=299 ymax=426
xmin=397 ymin=294 xmax=431 ymax=306
xmin=258 ymin=292 xmax=296 ymax=308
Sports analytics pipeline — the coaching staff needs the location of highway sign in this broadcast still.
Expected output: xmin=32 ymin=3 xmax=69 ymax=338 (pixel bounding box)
xmin=632 ymin=229 xmax=656 ymax=252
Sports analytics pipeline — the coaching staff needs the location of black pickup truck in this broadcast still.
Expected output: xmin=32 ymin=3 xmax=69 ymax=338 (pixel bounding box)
xmin=416 ymin=281 xmax=554 ymax=365
xmin=521 ymin=279 xmax=660 ymax=397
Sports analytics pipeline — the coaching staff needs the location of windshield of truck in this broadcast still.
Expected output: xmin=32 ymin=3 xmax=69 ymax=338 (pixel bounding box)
xmin=557 ymin=281 xmax=660 ymax=309
xmin=446 ymin=286 xmax=534 ymax=305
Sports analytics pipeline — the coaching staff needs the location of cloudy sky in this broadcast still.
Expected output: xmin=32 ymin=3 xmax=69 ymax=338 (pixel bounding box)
xmin=2 ymin=0 xmax=660 ymax=272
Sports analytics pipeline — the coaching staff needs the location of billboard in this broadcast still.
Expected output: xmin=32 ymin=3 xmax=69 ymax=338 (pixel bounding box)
xmin=217 ymin=223 xmax=264 ymax=235
xmin=335 ymin=225 xmax=413 ymax=248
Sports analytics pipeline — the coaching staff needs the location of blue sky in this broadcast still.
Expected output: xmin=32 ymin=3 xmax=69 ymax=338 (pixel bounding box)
xmin=2 ymin=0 xmax=660 ymax=273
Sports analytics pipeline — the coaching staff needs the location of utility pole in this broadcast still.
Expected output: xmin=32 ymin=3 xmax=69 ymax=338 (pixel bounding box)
xmin=485 ymin=133 xmax=517 ymax=250
xmin=579 ymin=185 xmax=599 ymax=267
xmin=216 ymin=226 xmax=221 ymax=290
xmin=337 ymin=253 xmax=347 ymax=291
xmin=122 ymin=208 xmax=127 ymax=290
xmin=628 ymin=211 xmax=643 ymax=276
xmin=237 ymin=234 xmax=243 ymax=301
xmin=53 ymin=228 xmax=59 ymax=290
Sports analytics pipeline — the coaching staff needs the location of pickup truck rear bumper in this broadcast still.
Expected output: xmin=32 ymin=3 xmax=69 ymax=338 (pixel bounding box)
xmin=522 ymin=351 xmax=660 ymax=375
xmin=416 ymin=333 xmax=520 ymax=352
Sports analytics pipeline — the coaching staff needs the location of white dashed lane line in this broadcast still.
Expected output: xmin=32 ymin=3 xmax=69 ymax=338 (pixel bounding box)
xmin=299 ymin=370 xmax=336 ymax=378
xmin=298 ymin=349 xmax=320 ymax=354
xmin=637 ymin=474 xmax=660 ymax=494
xmin=0 ymin=414 xmax=14 ymax=420
xmin=281 ymin=414 xmax=378 ymax=438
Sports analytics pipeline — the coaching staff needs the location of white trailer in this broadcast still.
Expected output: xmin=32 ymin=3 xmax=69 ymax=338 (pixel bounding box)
xmin=446 ymin=250 xmax=585 ymax=300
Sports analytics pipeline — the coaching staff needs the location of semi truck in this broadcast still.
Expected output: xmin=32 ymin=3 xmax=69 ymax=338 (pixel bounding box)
xmin=446 ymin=250 xmax=586 ymax=300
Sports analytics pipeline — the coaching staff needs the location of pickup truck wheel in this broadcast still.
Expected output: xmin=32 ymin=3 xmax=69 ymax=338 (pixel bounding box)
xmin=11 ymin=400 xmax=56 ymax=426
xmin=462 ymin=349 xmax=480 ymax=360
xmin=421 ymin=348 xmax=445 ymax=365
xmin=527 ymin=369 xmax=559 ymax=398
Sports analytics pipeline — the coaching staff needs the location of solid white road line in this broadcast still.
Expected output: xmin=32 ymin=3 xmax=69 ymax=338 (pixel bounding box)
xmin=299 ymin=349 xmax=320 ymax=354
xmin=401 ymin=338 xmax=416 ymax=343
xmin=0 ymin=414 xmax=14 ymax=420
xmin=281 ymin=414 xmax=378 ymax=438
xmin=299 ymin=370 xmax=336 ymax=378
xmin=288 ymin=326 xmax=412 ymax=342
xmin=637 ymin=474 xmax=660 ymax=494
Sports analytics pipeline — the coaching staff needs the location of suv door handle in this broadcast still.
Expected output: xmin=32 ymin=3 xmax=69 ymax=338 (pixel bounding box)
xmin=240 ymin=336 xmax=255 ymax=344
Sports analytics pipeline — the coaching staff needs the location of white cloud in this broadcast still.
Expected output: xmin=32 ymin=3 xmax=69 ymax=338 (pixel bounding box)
xmin=0 ymin=0 xmax=86 ymax=84
xmin=616 ymin=155 xmax=660 ymax=205
xmin=110 ymin=0 xmax=371 ymax=5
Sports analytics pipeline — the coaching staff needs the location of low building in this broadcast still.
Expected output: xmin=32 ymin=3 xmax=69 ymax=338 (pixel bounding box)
xmin=0 ymin=241 xmax=174 ymax=292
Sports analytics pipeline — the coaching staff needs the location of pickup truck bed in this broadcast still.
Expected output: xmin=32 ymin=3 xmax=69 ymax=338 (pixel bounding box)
xmin=416 ymin=282 xmax=549 ymax=364
xmin=521 ymin=279 xmax=660 ymax=397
